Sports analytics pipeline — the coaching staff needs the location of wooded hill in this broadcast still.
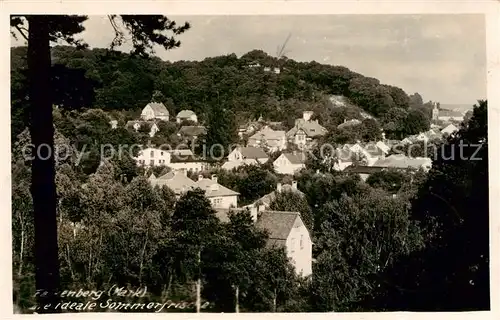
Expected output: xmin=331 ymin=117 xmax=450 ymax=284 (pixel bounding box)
xmin=11 ymin=46 xmax=431 ymax=141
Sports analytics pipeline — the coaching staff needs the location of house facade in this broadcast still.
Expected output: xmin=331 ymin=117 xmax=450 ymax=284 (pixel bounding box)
xmin=256 ymin=211 xmax=313 ymax=277
xmin=135 ymin=147 xmax=171 ymax=167
xmin=223 ymin=147 xmax=269 ymax=170
xmin=273 ymin=152 xmax=306 ymax=175
xmin=141 ymin=102 xmax=169 ymax=121
xmin=196 ymin=174 xmax=239 ymax=209
xmin=149 ymin=170 xmax=197 ymax=197
xmin=126 ymin=121 xmax=160 ymax=137
xmin=176 ymin=110 xmax=198 ymax=124
xmin=286 ymin=111 xmax=328 ymax=150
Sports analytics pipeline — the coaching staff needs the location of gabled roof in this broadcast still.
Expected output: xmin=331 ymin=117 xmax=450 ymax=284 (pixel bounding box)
xmin=344 ymin=165 xmax=386 ymax=174
xmin=238 ymin=147 xmax=268 ymax=160
xmin=249 ymin=127 xmax=286 ymax=141
xmin=441 ymin=124 xmax=459 ymax=134
xmin=281 ymin=152 xmax=307 ymax=165
xmin=151 ymin=171 xmax=197 ymax=194
xmin=373 ymin=155 xmax=432 ymax=169
xmin=177 ymin=110 xmax=196 ymax=118
xmin=146 ymin=102 xmax=169 ymax=116
xmin=178 ymin=126 xmax=207 ymax=137
xmin=286 ymin=119 xmax=328 ymax=138
xmin=170 ymin=154 xmax=204 ymax=163
xmin=196 ymin=178 xmax=240 ymax=197
xmin=253 ymin=184 xmax=305 ymax=208
xmin=256 ymin=211 xmax=301 ymax=243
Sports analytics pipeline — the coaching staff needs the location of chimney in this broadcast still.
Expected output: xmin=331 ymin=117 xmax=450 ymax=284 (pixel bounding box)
xmin=303 ymin=111 xmax=313 ymax=121
xmin=211 ymin=174 xmax=218 ymax=184
xmin=277 ymin=183 xmax=282 ymax=192
xmin=292 ymin=180 xmax=297 ymax=190
xmin=198 ymin=174 xmax=204 ymax=181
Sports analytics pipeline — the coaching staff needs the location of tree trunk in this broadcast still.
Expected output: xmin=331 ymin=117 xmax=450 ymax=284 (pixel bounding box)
xmin=138 ymin=230 xmax=149 ymax=286
xmin=273 ymin=287 xmax=277 ymax=312
xmin=27 ymin=15 xmax=60 ymax=313
xmin=235 ymin=285 xmax=239 ymax=313
xmin=196 ymin=249 xmax=201 ymax=313
xmin=18 ymin=226 xmax=24 ymax=277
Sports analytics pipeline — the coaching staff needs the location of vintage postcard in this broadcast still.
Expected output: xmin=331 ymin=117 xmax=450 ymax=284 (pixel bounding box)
xmin=3 ymin=0 xmax=498 ymax=318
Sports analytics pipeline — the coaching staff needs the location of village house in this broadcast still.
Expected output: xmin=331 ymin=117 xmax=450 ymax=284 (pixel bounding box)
xmin=135 ymin=147 xmax=171 ymax=167
xmin=256 ymin=211 xmax=313 ymax=277
xmin=215 ymin=207 xmax=313 ymax=277
xmin=177 ymin=125 xmax=207 ymax=140
xmin=332 ymin=148 xmax=353 ymax=171
xmin=222 ymin=146 xmax=269 ymax=170
xmin=168 ymin=154 xmax=207 ymax=173
xmin=286 ymin=111 xmax=328 ymax=149
xmin=176 ymin=110 xmax=198 ymax=124
xmin=126 ymin=120 xmax=160 ymax=137
xmin=141 ymin=102 xmax=170 ymax=121
xmin=196 ymin=174 xmax=240 ymax=209
xmin=373 ymin=155 xmax=432 ymax=172
xmin=148 ymin=170 xmax=197 ymax=198
xmin=134 ymin=147 xmax=207 ymax=173
xmin=248 ymin=126 xmax=287 ymax=152
xmin=273 ymin=152 xmax=307 ymax=175
xmin=249 ymin=181 xmax=305 ymax=211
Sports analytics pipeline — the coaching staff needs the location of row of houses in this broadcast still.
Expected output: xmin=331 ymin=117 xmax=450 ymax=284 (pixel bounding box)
xmin=148 ymin=170 xmax=313 ymax=277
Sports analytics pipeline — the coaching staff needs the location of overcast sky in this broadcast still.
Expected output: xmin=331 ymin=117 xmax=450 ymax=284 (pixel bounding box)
xmin=11 ymin=14 xmax=486 ymax=105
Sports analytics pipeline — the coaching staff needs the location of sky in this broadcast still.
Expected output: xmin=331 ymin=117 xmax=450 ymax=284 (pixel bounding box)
xmin=11 ymin=14 xmax=486 ymax=105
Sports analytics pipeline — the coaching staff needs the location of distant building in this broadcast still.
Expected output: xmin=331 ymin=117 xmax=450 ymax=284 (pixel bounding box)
xmin=149 ymin=170 xmax=197 ymax=197
xmin=273 ymin=152 xmax=307 ymax=175
xmin=373 ymin=155 xmax=432 ymax=172
xmin=441 ymin=123 xmax=459 ymax=136
xmin=223 ymin=147 xmax=269 ymax=170
xmin=177 ymin=125 xmax=207 ymax=140
xmin=141 ymin=102 xmax=169 ymax=121
xmin=176 ymin=110 xmax=198 ymax=124
xmin=432 ymin=102 xmax=465 ymax=122
xmin=215 ymin=208 xmax=313 ymax=277
xmin=286 ymin=111 xmax=328 ymax=149
xmin=126 ymin=120 xmax=159 ymax=137
xmin=337 ymin=119 xmax=362 ymax=130
xmin=134 ymin=147 xmax=205 ymax=172
xmin=250 ymin=181 xmax=304 ymax=211
xmin=195 ymin=174 xmax=240 ymax=209
xmin=248 ymin=126 xmax=287 ymax=152
xmin=109 ymin=120 xmax=118 ymax=129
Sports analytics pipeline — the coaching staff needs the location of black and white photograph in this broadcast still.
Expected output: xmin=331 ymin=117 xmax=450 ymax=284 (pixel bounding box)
xmin=7 ymin=2 xmax=496 ymax=316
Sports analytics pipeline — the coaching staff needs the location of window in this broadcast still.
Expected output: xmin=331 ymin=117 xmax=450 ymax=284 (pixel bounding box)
xmin=150 ymin=160 xmax=154 ymax=166
xmin=161 ymin=152 xmax=164 ymax=156
xmin=150 ymin=150 xmax=154 ymax=157
xmin=213 ymin=198 xmax=223 ymax=206
xmin=300 ymin=235 xmax=304 ymax=249
xmin=290 ymin=238 xmax=296 ymax=253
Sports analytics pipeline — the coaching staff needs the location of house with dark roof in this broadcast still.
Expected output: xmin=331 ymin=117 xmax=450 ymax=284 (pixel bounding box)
xmin=176 ymin=110 xmax=198 ymax=124
xmin=273 ymin=152 xmax=307 ymax=175
xmin=256 ymin=211 xmax=312 ymax=277
xmin=141 ymin=102 xmax=169 ymax=121
xmin=286 ymin=111 xmax=328 ymax=149
xmin=195 ymin=174 xmax=240 ymax=209
xmin=214 ymin=208 xmax=313 ymax=277
xmin=177 ymin=125 xmax=207 ymax=140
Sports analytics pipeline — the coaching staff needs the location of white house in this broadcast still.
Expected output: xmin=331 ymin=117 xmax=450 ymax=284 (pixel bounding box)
xmin=196 ymin=174 xmax=240 ymax=209
xmin=167 ymin=154 xmax=207 ymax=173
xmin=373 ymin=155 xmax=432 ymax=172
xmin=141 ymin=102 xmax=170 ymax=121
xmin=126 ymin=120 xmax=160 ymax=137
xmin=273 ymin=152 xmax=306 ymax=175
xmin=135 ymin=147 xmax=171 ymax=167
xmin=109 ymin=120 xmax=118 ymax=129
xmin=176 ymin=110 xmax=198 ymax=124
xmin=214 ymin=207 xmax=313 ymax=278
xmin=256 ymin=211 xmax=313 ymax=277
xmin=441 ymin=123 xmax=459 ymax=136
xmin=223 ymin=147 xmax=269 ymax=170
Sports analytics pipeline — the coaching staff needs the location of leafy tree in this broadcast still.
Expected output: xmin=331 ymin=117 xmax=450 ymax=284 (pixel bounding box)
xmin=366 ymin=169 xmax=411 ymax=194
xmin=269 ymin=191 xmax=314 ymax=232
xmin=364 ymin=100 xmax=489 ymax=311
xmin=403 ymin=109 xmax=430 ymax=135
xmin=10 ymin=14 xmax=190 ymax=312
